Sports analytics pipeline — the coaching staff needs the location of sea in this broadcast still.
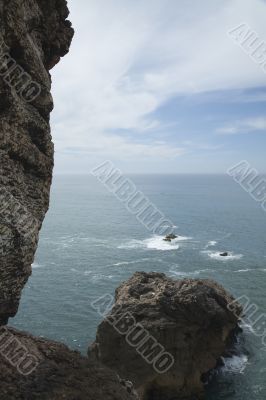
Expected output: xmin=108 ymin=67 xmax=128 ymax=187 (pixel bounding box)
xmin=11 ymin=174 xmax=266 ymax=399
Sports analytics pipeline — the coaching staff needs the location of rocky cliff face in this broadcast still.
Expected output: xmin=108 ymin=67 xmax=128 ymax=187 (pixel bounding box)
xmin=0 ymin=3 xmax=139 ymax=399
xmin=89 ymin=272 xmax=242 ymax=400
xmin=0 ymin=0 xmax=74 ymax=324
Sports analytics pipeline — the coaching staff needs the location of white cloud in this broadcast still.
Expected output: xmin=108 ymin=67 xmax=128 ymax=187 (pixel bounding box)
xmin=217 ymin=117 xmax=266 ymax=134
xmin=50 ymin=0 xmax=266 ymax=172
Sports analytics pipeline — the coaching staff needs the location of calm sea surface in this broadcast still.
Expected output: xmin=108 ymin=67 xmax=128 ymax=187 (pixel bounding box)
xmin=12 ymin=175 xmax=266 ymax=399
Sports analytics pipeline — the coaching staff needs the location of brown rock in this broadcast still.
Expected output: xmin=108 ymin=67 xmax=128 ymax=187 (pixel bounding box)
xmin=89 ymin=272 xmax=242 ymax=400
xmin=0 ymin=0 xmax=74 ymax=323
xmin=0 ymin=326 xmax=138 ymax=400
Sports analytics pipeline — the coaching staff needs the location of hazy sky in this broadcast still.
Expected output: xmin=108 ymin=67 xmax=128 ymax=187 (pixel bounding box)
xmin=51 ymin=0 xmax=266 ymax=174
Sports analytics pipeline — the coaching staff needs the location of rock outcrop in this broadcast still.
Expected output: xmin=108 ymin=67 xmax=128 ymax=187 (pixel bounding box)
xmin=0 ymin=0 xmax=74 ymax=324
xmin=0 ymin=326 xmax=138 ymax=400
xmin=220 ymin=252 xmax=229 ymax=257
xmin=89 ymin=272 xmax=242 ymax=400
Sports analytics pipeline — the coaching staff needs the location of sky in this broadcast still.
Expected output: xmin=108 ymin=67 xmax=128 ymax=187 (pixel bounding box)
xmin=51 ymin=0 xmax=266 ymax=174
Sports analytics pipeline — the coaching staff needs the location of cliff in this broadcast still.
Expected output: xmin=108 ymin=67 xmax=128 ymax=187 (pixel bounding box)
xmin=0 ymin=2 xmax=139 ymax=398
xmin=0 ymin=0 xmax=73 ymax=323
xmin=0 ymin=2 xmax=243 ymax=399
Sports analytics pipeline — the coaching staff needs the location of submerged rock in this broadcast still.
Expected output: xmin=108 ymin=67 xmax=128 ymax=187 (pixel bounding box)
xmin=163 ymin=233 xmax=178 ymax=242
xmin=0 ymin=327 xmax=139 ymax=400
xmin=89 ymin=272 xmax=242 ymax=400
xmin=166 ymin=233 xmax=178 ymax=239
xmin=0 ymin=0 xmax=74 ymax=323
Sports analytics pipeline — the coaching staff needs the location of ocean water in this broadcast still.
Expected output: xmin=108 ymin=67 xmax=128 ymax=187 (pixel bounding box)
xmin=11 ymin=174 xmax=266 ymax=399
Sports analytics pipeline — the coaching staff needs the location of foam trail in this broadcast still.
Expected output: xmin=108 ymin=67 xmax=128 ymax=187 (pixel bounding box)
xmin=205 ymin=240 xmax=217 ymax=249
xmin=202 ymin=250 xmax=243 ymax=260
xmin=118 ymin=235 xmax=191 ymax=251
xmin=113 ymin=258 xmax=152 ymax=266
xmin=221 ymin=354 xmax=248 ymax=374
xmin=32 ymin=262 xmax=41 ymax=269
xmin=169 ymin=268 xmax=214 ymax=278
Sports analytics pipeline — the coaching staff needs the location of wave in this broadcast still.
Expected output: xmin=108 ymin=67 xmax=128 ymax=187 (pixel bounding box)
xmin=145 ymin=236 xmax=180 ymax=251
xmin=234 ymin=269 xmax=252 ymax=273
xmin=240 ymin=321 xmax=256 ymax=334
xmin=118 ymin=235 xmax=191 ymax=251
xmin=113 ymin=260 xmax=139 ymax=266
xmin=221 ymin=354 xmax=248 ymax=374
xmin=205 ymin=240 xmax=217 ymax=249
xmin=169 ymin=268 xmax=214 ymax=278
xmin=32 ymin=262 xmax=41 ymax=269
xmin=83 ymin=271 xmax=114 ymax=282
xmin=233 ymin=268 xmax=266 ymax=274
xmin=202 ymin=250 xmax=243 ymax=261
xmin=112 ymin=258 xmax=152 ymax=266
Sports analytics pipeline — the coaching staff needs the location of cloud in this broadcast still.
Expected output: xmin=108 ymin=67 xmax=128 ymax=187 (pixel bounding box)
xmin=50 ymin=0 xmax=266 ymax=172
xmin=217 ymin=117 xmax=266 ymax=134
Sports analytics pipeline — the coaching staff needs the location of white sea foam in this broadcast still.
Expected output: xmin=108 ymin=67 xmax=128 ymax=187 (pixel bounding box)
xmin=202 ymin=250 xmax=243 ymax=261
xmin=118 ymin=240 xmax=144 ymax=250
xmin=119 ymin=235 xmax=191 ymax=251
xmin=205 ymin=240 xmax=217 ymax=248
xmin=240 ymin=321 xmax=256 ymax=334
xmin=145 ymin=236 xmax=180 ymax=251
xmin=234 ymin=268 xmax=266 ymax=273
xmin=112 ymin=258 xmax=152 ymax=266
xmin=32 ymin=262 xmax=41 ymax=269
xmin=84 ymin=271 xmax=114 ymax=282
xmin=221 ymin=354 xmax=248 ymax=374
xmin=234 ymin=269 xmax=252 ymax=273
xmin=113 ymin=260 xmax=137 ymax=266
xmin=169 ymin=268 xmax=214 ymax=278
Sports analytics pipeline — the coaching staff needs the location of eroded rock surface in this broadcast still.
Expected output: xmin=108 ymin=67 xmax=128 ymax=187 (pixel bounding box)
xmin=89 ymin=272 xmax=242 ymax=400
xmin=0 ymin=0 xmax=74 ymax=324
xmin=0 ymin=4 xmax=138 ymax=399
xmin=0 ymin=327 xmax=139 ymax=400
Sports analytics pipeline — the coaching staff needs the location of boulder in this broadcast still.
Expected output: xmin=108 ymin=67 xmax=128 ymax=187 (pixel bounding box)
xmin=220 ymin=252 xmax=229 ymax=257
xmin=89 ymin=272 xmax=242 ymax=400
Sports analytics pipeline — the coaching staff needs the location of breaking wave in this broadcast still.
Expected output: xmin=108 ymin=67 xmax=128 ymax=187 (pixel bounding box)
xmin=202 ymin=250 xmax=243 ymax=260
xmin=118 ymin=235 xmax=191 ymax=251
